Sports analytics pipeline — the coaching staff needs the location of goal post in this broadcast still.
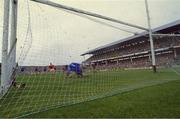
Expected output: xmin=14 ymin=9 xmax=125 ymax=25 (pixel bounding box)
xmin=1 ymin=0 xmax=18 ymax=97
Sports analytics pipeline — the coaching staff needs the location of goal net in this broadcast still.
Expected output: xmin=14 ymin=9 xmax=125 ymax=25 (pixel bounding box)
xmin=0 ymin=0 xmax=180 ymax=118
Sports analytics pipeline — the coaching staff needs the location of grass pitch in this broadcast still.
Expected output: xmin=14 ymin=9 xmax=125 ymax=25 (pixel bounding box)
xmin=29 ymin=79 xmax=180 ymax=118
xmin=0 ymin=68 xmax=180 ymax=118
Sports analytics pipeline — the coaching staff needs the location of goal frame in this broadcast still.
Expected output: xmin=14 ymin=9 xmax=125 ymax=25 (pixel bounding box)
xmin=1 ymin=0 xmax=18 ymax=97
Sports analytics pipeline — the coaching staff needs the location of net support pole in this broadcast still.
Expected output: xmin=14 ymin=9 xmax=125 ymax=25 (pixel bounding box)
xmin=1 ymin=0 xmax=10 ymax=96
xmin=145 ymin=0 xmax=156 ymax=73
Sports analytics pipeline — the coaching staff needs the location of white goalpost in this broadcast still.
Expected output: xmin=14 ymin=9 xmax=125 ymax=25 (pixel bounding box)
xmin=1 ymin=0 xmax=18 ymax=97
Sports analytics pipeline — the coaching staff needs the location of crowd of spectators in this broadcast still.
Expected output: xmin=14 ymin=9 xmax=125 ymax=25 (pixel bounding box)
xmin=86 ymin=34 xmax=180 ymax=69
xmin=87 ymin=35 xmax=180 ymax=63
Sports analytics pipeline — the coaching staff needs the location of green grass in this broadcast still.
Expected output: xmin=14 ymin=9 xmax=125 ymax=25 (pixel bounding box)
xmin=29 ymin=80 xmax=180 ymax=118
xmin=0 ymin=68 xmax=180 ymax=118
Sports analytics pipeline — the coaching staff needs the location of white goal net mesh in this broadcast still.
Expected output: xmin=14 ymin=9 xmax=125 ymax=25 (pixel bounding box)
xmin=0 ymin=0 xmax=180 ymax=118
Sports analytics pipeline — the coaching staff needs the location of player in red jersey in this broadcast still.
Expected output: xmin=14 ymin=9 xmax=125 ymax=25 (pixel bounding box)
xmin=48 ymin=62 xmax=55 ymax=72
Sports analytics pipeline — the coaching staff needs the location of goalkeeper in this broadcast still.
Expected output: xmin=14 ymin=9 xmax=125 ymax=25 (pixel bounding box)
xmin=67 ymin=63 xmax=83 ymax=77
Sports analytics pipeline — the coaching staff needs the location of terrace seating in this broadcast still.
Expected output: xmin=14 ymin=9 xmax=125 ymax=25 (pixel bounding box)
xmin=86 ymin=36 xmax=180 ymax=69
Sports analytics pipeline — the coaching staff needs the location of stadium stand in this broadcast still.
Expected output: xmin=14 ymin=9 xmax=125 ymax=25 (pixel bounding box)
xmin=82 ymin=20 xmax=180 ymax=70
